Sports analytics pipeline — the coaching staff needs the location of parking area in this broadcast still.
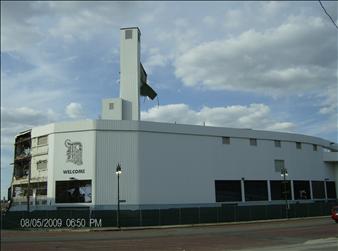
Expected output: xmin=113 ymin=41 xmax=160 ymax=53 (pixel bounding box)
xmin=1 ymin=217 xmax=338 ymax=251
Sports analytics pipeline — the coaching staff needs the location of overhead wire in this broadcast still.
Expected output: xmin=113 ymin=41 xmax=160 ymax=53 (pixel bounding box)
xmin=318 ymin=0 xmax=338 ymax=30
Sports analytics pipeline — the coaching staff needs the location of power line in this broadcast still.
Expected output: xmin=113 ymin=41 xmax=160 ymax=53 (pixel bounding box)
xmin=318 ymin=0 xmax=338 ymax=30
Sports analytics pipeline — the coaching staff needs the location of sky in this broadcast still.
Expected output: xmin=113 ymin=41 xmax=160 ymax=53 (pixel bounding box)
xmin=1 ymin=1 xmax=337 ymax=198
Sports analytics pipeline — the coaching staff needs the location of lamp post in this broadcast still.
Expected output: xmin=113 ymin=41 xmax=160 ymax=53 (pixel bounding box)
xmin=115 ymin=163 xmax=122 ymax=228
xmin=281 ymin=167 xmax=289 ymax=218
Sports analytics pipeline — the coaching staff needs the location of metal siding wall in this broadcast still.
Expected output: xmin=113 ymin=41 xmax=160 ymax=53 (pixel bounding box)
xmin=138 ymin=132 xmax=216 ymax=204
xmin=138 ymin=131 xmax=335 ymax=205
xmin=95 ymin=131 xmax=139 ymax=207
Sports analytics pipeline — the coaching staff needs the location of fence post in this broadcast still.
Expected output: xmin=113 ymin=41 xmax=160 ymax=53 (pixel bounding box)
xmin=198 ymin=207 xmax=200 ymax=224
xmin=139 ymin=209 xmax=142 ymax=227
xmin=158 ymin=208 xmax=161 ymax=226
xmin=179 ymin=208 xmax=181 ymax=225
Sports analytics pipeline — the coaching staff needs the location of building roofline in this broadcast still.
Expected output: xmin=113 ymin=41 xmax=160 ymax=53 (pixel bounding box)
xmin=120 ymin=27 xmax=141 ymax=33
xmin=29 ymin=119 xmax=338 ymax=151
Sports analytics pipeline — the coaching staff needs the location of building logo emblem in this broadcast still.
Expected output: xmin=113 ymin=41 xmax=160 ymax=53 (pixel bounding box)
xmin=65 ymin=139 xmax=83 ymax=165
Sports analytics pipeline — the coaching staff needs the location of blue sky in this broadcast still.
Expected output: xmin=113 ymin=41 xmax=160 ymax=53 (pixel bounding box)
xmin=1 ymin=1 xmax=337 ymax=198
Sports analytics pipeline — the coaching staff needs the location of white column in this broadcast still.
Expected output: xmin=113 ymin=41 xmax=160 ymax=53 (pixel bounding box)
xmin=241 ymin=179 xmax=245 ymax=202
xmin=290 ymin=180 xmax=295 ymax=200
xmin=120 ymin=27 xmax=141 ymax=120
xmin=324 ymin=179 xmax=328 ymax=201
xmin=309 ymin=180 xmax=313 ymax=200
xmin=32 ymin=188 xmax=36 ymax=206
xmin=267 ymin=180 xmax=271 ymax=201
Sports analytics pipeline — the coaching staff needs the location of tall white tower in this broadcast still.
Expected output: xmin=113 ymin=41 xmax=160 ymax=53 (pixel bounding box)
xmin=119 ymin=27 xmax=141 ymax=120
xmin=101 ymin=27 xmax=156 ymax=121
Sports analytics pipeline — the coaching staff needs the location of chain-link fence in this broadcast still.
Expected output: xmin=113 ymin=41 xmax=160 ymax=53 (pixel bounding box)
xmin=1 ymin=201 xmax=337 ymax=229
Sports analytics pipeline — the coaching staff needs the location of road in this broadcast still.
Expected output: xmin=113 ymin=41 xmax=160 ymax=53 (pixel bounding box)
xmin=1 ymin=217 xmax=337 ymax=251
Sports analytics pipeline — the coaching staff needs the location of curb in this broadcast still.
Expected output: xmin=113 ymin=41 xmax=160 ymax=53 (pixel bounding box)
xmin=42 ymin=215 xmax=329 ymax=232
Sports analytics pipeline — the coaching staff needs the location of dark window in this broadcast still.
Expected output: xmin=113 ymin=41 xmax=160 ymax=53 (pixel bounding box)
xmin=270 ymin=180 xmax=291 ymax=200
xmin=296 ymin=142 xmax=302 ymax=149
xmin=311 ymin=181 xmax=325 ymax=199
xmin=274 ymin=159 xmax=284 ymax=172
xmin=293 ymin=180 xmax=310 ymax=200
xmin=313 ymin=144 xmax=317 ymax=151
xmin=274 ymin=140 xmax=281 ymax=147
xmin=244 ymin=180 xmax=268 ymax=201
xmin=326 ymin=181 xmax=337 ymax=199
xmin=222 ymin=137 xmax=230 ymax=145
xmin=125 ymin=30 xmax=132 ymax=39
xmin=250 ymin=138 xmax=257 ymax=146
xmin=215 ymin=180 xmax=242 ymax=202
xmin=55 ymin=180 xmax=92 ymax=203
xmin=109 ymin=103 xmax=114 ymax=110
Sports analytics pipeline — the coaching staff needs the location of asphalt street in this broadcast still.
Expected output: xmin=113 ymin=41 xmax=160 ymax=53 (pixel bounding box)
xmin=1 ymin=217 xmax=337 ymax=251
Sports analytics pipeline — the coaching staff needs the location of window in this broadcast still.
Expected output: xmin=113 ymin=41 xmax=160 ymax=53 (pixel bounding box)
xmin=14 ymin=161 xmax=30 ymax=179
xmin=125 ymin=30 xmax=132 ymax=39
xmin=222 ymin=137 xmax=230 ymax=145
xmin=215 ymin=180 xmax=242 ymax=202
xmin=274 ymin=159 xmax=285 ymax=172
xmin=37 ymin=160 xmax=47 ymax=170
xmin=326 ymin=181 xmax=337 ymax=199
xmin=274 ymin=140 xmax=281 ymax=147
xmin=296 ymin=142 xmax=302 ymax=149
xmin=13 ymin=185 xmax=24 ymax=197
xmin=323 ymin=147 xmax=331 ymax=152
xmin=313 ymin=144 xmax=317 ymax=151
xmin=13 ymin=182 xmax=47 ymax=197
xmin=37 ymin=135 xmax=48 ymax=145
xmin=293 ymin=180 xmax=310 ymax=200
xmin=311 ymin=181 xmax=325 ymax=199
xmin=109 ymin=103 xmax=114 ymax=110
xmin=55 ymin=180 xmax=92 ymax=203
xmin=34 ymin=182 xmax=47 ymax=195
xmin=270 ymin=180 xmax=291 ymax=200
xmin=250 ymin=138 xmax=257 ymax=146
xmin=244 ymin=180 xmax=268 ymax=201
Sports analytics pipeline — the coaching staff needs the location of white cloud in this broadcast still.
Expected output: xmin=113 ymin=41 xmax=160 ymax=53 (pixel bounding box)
xmin=0 ymin=1 xmax=44 ymax=53
xmin=141 ymin=103 xmax=295 ymax=132
xmin=48 ymin=10 xmax=113 ymax=43
xmin=223 ymin=9 xmax=242 ymax=28
xmin=143 ymin=48 xmax=168 ymax=72
xmin=174 ymin=15 xmax=336 ymax=97
xmin=202 ymin=16 xmax=216 ymax=26
xmin=0 ymin=106 xmax=58 ymax=149
xmin=65 ymin=102 xmax=83 ymax=119
xmin=318 ymin=85 xmax=338 ymax=116
xmin=1 ymin=62 xmax=68 ymax=111
xmin=1 ymin=107 xmax=57 ymax=129
xmin=261 ymin=1 xmax=289 ymax=15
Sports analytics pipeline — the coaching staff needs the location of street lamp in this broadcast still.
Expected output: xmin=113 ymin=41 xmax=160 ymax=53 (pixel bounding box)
xmin=281 ymin=167 xmax=289 ymax=218
xmin=115 ymin=163 xmax=122 ymax=228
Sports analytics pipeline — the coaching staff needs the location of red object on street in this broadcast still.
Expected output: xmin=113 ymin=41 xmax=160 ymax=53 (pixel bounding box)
xmin=331 ymin=206 xmax=338 ymax=223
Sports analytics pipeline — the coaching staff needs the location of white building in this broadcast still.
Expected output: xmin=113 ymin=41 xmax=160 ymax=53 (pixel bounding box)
xmin=9 ymin=27 xmax=338 ymax=211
